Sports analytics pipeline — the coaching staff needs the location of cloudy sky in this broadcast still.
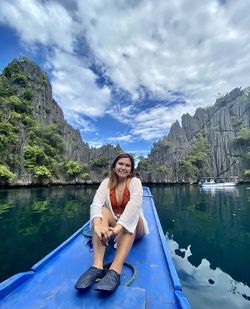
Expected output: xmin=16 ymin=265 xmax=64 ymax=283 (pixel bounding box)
xmin=1 ymin=0 xmax=250 ymax=157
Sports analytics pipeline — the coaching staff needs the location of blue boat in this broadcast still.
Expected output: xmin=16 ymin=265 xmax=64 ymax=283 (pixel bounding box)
xmin=0 ymin=187 xmax=190 ymax=309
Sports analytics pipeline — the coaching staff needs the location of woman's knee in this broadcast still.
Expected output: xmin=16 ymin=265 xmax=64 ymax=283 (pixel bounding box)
xmin=135 ymin=218 xmax=145 ymax=240
xmin=102 ymin=207 xmax=116 ymax=226
xmin=102 ymin=206 xmax=111 ymax=216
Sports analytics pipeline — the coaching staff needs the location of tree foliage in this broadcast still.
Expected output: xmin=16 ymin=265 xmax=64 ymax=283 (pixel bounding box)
xmin=235 ymin=127 xmax=250 ymax=144
xmin=33 ymin=165 xmax=51 ymax=178
xmin=0 ymin=165 xmax=16 ymax=180
xmin=160 ymin=139 xmax=173 ymax=150
xmin=236 ymin=127 xmax=250 ymax=171
xmin=65 ymin=161 xmax=82 ymax=176
xmin=244 ymin=170 xmax=250 ymax=176
xmin=137 ymin=157 xmax=149 ymax=171
xmin=24 ymin=145 xmax=50 ymax=170
xmin=156 ymin=165 xmax=170 ymax=174
xmin=91 ymin=156 xmax=109 ymax=169
xmin=82 ymin=173 xmax=90 ymax=181
xmin=24 ymin=88 xmax=32 ymax=100
xmin=179 ymin=135 xmax=210 ymax=178
xmin=0 ymin=57 xmax=120 ymax=184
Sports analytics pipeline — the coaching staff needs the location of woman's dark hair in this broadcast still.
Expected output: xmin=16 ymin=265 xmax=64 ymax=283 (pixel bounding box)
xmin=109 ymin=153 xmax=135 ymax=189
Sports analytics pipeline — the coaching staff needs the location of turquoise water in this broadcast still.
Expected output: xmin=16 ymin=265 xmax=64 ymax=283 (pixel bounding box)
xmin=149 ymin=184 xmax=250 ymax=309
xmin=0 ymin=184 xmax=250 ymax=308
xmin=0 ymin=186 xmax=96 ymax=282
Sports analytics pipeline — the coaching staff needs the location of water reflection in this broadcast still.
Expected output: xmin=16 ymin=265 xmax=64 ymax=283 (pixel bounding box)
xmin=149 ymin=184 xmax=250 ymax=308
xmin=1 ymin=184 xmax=250 ymax=309
xmin=166 ymin=235 xmax=250 ymax=309
xmin=0 ymin=186 xmax=96 ymax=282
xmin=0 ymin=201 xmax=12 ymax=215
xmin=200 ymin=186 xmax=240 ymax=198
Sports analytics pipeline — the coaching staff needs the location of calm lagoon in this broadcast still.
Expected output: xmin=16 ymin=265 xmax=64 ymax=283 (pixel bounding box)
xmin=0 ymin=184 xmax=250 ymax=308
xmin=149 ymin=184 xmax=250 ymax=309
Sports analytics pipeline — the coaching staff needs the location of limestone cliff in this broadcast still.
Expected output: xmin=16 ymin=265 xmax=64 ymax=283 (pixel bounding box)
xmin=0 ymin=57 xmax=120 ymax=185
xmin=138 ymin=88 xmax=250 ymax=183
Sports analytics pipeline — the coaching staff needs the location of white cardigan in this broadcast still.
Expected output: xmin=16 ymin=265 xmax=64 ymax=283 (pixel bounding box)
xmin=90 ymin=177 xmax=149 ymax=234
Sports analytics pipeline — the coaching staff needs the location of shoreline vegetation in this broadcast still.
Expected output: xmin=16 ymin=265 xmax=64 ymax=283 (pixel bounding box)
xmin=1 ymin=56 xmax=250 ymax=186
xmin=1 ymin=180 xmax=249 ymax=189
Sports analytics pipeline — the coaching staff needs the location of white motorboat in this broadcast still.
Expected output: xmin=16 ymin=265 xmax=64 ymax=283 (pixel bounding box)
xmin=199 ymin=177 xmax=238 ymax=188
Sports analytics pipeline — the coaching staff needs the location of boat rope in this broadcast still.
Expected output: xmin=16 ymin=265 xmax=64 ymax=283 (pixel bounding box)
xmin=82 ymin=224 xmax=93 ymax=238
xmin=103 ymin=262 xmax=136 ymax=287
xmin=81 ymin=224 xmax=136 ymax=286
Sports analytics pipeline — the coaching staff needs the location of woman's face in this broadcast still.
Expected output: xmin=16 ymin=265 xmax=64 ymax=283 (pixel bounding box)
xmin=114 ymin=157 xmax=132 ymax=179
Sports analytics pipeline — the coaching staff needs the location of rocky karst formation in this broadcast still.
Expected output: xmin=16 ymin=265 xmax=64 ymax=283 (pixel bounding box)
xmin=0 ymin=57 xmax=120 ymax=185
xmin=138 ymin=87 xmax=250 ymax=183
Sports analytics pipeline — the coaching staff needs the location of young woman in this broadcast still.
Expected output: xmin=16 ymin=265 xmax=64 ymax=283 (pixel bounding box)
xmin=75 ymin=153 xmax=149 ymax=292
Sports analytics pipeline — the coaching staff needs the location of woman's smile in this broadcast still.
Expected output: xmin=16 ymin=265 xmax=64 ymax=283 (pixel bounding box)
xmin=114 ymin=158 xmax=132 ymax=178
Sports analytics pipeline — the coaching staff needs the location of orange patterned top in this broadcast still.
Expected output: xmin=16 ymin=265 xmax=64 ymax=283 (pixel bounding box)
xmin=110 ymin=185 xmax=130 ymax=215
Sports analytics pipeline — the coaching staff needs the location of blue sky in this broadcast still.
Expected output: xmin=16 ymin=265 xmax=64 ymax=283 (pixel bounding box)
xmin=1 ymin=0 xmax=250 ymax=158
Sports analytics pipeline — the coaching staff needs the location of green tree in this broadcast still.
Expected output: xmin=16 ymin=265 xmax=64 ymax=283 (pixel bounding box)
xmin=3 ymin=61 xmax=19 ymax=79
xmin=42 ymin=72 xmax=47 ymax=81
xmin=0 ymin=111 xmax=18 ymax=167
xmin=179 ymin=134 xmax=210 ymax=178
xmin=24 ymin=145 xmax=49 ymax=170
xmin=0 ymin=76 xmax=17 ymax=96
xmin=7 ymin=95 xmax=31 ymax=113
xmin=65 ymin=161 xmax=82 ymax=176
xmin=20 ymin=55 xmax=30 ymax=63
xmin=3 ymin=66 xmax=12 ymax=79
xmin=236 ymin=127 xmax=250 ymax=144
xmin=0 ymin=165 xmax=16 ymax=181
xmin=91 ymin=156 xmax=109 ymax=168
xmin=179 ymin=160 xmax=196 ymax=177
xmin=34 ymin=166 xmax=51 ymax=178
xmin=82 ymin=173 xmax=90 ymax=181
xmin=160 ymin=139 xmax=173 ymax=150
xmin=82 ymin=163 xmax=89 ymax=171
xmin=244 ymin=170 xmax=250 ymax=176
xmin=137 ymin=157 xmax=149 ymax=171
xmin=235 ymin=128 xmax=250 ymax=170
xmin=24 ymin=88 xmax=32 ymax=100
xmin=157 ymin=165 xmax=170 ymax=174
xmin=12 ymin=73 xmax=28 ymax=87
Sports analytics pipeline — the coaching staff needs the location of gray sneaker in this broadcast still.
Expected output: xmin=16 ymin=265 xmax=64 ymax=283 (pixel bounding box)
xmin=75 ymin=266 xmax=105 ymax=290
xmin=95 ymin=269 xmax=120 ymax=292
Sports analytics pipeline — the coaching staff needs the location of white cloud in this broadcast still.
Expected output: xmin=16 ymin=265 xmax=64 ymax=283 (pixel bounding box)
xmin=107 ymin=97 xmax=195 ymax=140
xmin=0 ymin=0 xmax=76 ymax=52
xmin=0 ymin=0 xmax=111 ymax=118
xmin=66 ymin=112 xmax=96 ymax=133
xmin=75 ymin=0 xmax=250 ymax=117
xmin=86 ymin=140 xmax=104 ymax=148
xmin=2 ymin=0 xmax=250 ymax=146
xmin=47 ymin=50 xmax=111 ymax=117
xmin=128 ymin=149 xmax=151 ymax=158
xmin=131 ymin=104 xmax=193 ymax=140
xmin=107 ymin=134 xmax=135 ymax=143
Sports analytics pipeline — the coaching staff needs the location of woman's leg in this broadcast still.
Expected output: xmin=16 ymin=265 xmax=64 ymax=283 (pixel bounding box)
xmin=92 ymin=207 xmax=116 ymax=269
xmin=75 ymin=208 xmax=117 ymax=290
xmin=110 ymin=217 xmax=145 ymax=274
xmin=135 ymin=216 xmax=146 ymax=240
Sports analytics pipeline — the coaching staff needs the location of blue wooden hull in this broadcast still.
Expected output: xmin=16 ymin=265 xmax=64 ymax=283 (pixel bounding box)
xmin=0 ymin=187 xmax=190 ymax=308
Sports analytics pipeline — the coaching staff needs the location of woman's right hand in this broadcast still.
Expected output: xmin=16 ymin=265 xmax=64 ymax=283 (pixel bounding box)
xmin=93 ymin=220 xmax=110 ymax=245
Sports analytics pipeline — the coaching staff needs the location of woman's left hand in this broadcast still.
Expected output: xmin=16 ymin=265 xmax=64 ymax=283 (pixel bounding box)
xmin=105 ymin=227 xmax=115 ymax=240
xmin=107 ymin=224 xmax=123 ymax=238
